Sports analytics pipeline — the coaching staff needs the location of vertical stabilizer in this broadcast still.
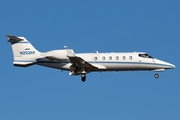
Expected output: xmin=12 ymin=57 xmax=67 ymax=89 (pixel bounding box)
xmin=6 ymin=35 xmax=41 ymax=67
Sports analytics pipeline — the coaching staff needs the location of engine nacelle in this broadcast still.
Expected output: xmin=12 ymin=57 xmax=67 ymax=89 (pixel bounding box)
xmin=45 ymin=49 xmax=74 ymax=61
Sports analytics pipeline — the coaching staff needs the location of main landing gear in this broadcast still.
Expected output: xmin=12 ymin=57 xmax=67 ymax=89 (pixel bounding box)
xmin=81 ymin=74 xmax=86 ymax=82
xmin=154 ymin=73 xmax=159 ymax=78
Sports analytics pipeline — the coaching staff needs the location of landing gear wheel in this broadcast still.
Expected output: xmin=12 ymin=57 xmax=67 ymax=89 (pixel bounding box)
xmin=154 ymin=73 xmax=159 ymax=79
xmin=81 ymin=74 xmax=86 ymax=82
xmin=82 ymin=77 xmax=86 ymax=82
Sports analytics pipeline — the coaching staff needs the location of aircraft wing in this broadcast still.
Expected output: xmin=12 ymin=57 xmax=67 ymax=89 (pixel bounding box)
xmin=64 ymin=46 xmax=98 ymax=70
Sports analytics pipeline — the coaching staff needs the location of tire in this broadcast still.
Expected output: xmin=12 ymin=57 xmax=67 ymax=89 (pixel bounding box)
xmin=154 ymin=74 xmax=159 ymax=78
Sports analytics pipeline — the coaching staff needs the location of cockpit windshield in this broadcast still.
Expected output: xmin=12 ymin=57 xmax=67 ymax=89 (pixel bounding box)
xmin=139 ymin=54 xmax=153 ymax=58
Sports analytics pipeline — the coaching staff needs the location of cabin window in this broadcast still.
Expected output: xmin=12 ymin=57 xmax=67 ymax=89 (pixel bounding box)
xmin=102 ymin=56 xmax=105 ymax=60
xmin=129 ymin=56 xmax=132 ymax=60
xmin=122 ymin=56 xmax=126 ymax=60
xmin=109 ymin=56 xmax=112 ymax=60
xmin=116 ymin=56 xmax=119 ymax=60
xmin=94 ymin=57 xmax=97 ymax=60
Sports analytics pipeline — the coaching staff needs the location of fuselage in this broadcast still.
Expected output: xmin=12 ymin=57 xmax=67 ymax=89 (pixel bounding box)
xmin=36 ymin=51 xmax=175 ymax=72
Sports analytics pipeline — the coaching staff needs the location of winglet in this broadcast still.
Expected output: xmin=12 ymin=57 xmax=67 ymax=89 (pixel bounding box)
xmin=64 ymin=46 xmax=75 ymax=57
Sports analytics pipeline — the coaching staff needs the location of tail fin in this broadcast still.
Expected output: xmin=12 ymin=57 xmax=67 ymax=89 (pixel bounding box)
xmin=6 ymin=35 xmax=41 ymax=67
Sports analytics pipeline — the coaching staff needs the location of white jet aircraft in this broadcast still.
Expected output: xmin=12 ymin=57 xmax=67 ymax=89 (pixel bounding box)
xmin=7 ymin=35 xmax=175 ymax=82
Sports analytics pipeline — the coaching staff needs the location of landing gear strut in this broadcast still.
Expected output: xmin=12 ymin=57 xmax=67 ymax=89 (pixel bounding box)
xmin=154 ymin=73 xmax=159 ymax=78
xmin=81 ymin=74 xmax=86 ymax=82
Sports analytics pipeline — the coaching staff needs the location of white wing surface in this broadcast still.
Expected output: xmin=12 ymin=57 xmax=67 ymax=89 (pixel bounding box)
xmin=64 ymin=46 xmax=98 ymax=70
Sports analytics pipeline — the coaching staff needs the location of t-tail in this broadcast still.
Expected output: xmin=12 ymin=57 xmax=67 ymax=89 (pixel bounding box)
xmin=6 ymin=35 xmax=41 ymax=67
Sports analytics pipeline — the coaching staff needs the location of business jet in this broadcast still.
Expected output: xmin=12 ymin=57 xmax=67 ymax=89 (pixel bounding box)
xmin=6 ymin=35 xmax=175 ymax=82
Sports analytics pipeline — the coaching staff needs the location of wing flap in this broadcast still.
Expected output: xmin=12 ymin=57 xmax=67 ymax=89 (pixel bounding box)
xmin=69 ymin=56 xmax=98 ymax=69
xmin=91 ymin=63 xmax=106 ymax=69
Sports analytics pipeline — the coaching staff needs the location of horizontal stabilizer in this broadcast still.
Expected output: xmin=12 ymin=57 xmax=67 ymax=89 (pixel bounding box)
xmin=6 ymin=35 xmax=24 ymax=42
xmin=13 ymin=60 xmax=37 ymax=67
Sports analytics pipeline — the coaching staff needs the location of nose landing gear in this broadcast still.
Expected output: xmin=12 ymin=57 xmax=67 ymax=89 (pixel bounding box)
xmin=81 ymin=74 xmax=86 ymax=82
xmin=154 ymin=73 xmax=159 ymax=78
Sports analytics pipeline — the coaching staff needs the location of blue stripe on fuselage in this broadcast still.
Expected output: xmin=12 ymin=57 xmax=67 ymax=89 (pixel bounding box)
xmin=13 ymin=60 xmax=173 ymax=68
xmin=90 ymin=61 xmax=173 ymax=67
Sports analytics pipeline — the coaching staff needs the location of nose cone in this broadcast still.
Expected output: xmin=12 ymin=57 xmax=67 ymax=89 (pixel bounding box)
xmin=168 ymin=63 xmax=175 ymax=69
xmin=154 ymin=59 xmax=175 ymax=69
